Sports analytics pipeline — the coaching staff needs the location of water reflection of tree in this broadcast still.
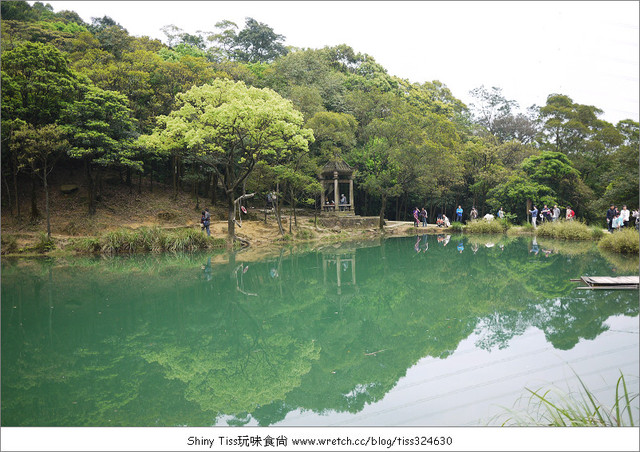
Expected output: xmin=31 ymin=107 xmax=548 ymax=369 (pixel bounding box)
xmin=1 ymin=237 xmax=638 ymax=426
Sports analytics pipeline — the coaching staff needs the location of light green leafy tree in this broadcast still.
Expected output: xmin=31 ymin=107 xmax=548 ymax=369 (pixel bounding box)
xmin=141 ymin=79 xmax=314 ymax=240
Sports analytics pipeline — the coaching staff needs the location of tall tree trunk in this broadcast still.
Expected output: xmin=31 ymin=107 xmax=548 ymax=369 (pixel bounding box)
xmin=43 ymin=168 xmax=51 ymax=239
xmin=211 ymin=173 xmax=218 ymax=205
xmin=13 ymin=158 xmax=20 ymax=219
xmin=290 ymin=186 xmax=297 ymax=230
xmin=363 ymin=191 xmax=368 ymax=217
xmin=86 ymin=159 xmax=96 ymax=215
xmin=314 ymin=194 xmax=318 ymax=228
xmin=203 ymin=173 xmax=210 ymax=199
xmin=30 ymin=174 xmax=39 ymax=221
xmin=126 ymin=167 xmax=132 ymax=194
xmin=227 ymin=189 xmax=235 ymax=241
xmin=138 ymin=170 xmax=142 ymax=194
xmin=2 ymin=173 xmax=12 ymax=215
xmin=96 ymin=167 xmax=103 ymax=203
xmin=172 ymin=155 xmax=178 ymax=200
xmin=194 ymin=179 xmax=200 ymax=210
xmin=274 ymin=182 xmax=284 ymax=235
xmin=379 ymin=194 xmax=387 ymax=229
xmin=149 ymin=168 xmax=153 ymax=193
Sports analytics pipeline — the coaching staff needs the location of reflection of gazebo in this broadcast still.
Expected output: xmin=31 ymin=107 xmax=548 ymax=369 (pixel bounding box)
xmin=322 ymin=250 xmax=357 ymax=296
xmin=319 ymin=159 xmax=354 ymax=213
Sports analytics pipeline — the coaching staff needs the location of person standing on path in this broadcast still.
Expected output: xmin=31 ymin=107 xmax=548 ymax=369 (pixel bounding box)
xmin=413 ymin=207 xmax=420 ymax=227
xmin=529 ymin=205 xmax=539 ymax=228
xmin=456 ymin=205 xmax=463 ymax=222
xmin=203 ymin=207 xmax=211 ymax=236
xmin=620 ymin=205 xmax=630 ymax=228
xmin=420 ymin=207 xmax=428 ymax=227
xmin=553 ymin=205 xmax=561 ymax=222
xmin=606 ymin=205 xmax=617 ymax=232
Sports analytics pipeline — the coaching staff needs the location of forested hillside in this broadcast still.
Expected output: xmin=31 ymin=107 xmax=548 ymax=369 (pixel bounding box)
xmin=2 ymin=1 xmax=638 ymax=236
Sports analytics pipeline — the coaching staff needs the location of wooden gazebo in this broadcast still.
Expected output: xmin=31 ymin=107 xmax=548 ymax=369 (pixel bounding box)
xmin=319 ymin=159 xmax=354 ymax=212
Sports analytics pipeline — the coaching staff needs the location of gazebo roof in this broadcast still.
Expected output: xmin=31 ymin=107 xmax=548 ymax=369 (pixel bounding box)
xmin=320 ymin=159 xmax=353 ymax=176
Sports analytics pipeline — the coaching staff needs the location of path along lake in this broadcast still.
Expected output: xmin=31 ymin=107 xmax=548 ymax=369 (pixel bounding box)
xmin=2 ymin=235 xmax=638 ymax=427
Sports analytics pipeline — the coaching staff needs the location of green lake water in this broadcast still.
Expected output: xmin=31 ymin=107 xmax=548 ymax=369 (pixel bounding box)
xmin=2 ymin=235 xmax=638 ymax=427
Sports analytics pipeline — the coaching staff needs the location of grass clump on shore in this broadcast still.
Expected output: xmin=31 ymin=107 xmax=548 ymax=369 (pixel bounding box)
xmin=296 ymin=228 xmax=316 ymax=240
xmin=535 ymin=220 xmax=593 ymax=240
xmin=465 ymin=219 xmax=508 ymax=234
xmin=72 ymin=227 xmax=226 ymax=254
xmin=507 ymin=223 xmax=535 ymax=236
xmin=1 ymin=234 xmax=19 ymax=254
xmin=598 ymin=228 xmax=639 ymax=255
xmin=449 ymin=221 xmax=464 ymax=233
xmin=496 ymin=372 xmax=637 ymax=427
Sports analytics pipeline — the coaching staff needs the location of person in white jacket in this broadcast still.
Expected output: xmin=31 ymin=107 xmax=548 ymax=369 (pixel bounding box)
xmin=620 ymin=205 xmax=630 ymax=228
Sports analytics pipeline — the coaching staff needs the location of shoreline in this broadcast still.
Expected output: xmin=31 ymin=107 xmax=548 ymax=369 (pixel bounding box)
xmin=1 ymin=218 xmax=636 ymax=259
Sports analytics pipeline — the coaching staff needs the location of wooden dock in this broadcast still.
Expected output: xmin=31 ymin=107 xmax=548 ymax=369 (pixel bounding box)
xmin=573 ymin=276 xmax=639 ymax=290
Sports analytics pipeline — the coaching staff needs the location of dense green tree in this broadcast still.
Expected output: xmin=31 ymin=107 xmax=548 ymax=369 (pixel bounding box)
xmin=140 ymin=80 xmax=313 ymax=239
xmin=522 ymin=151 xmax=592 ymax=213
xmin=233 ymin=17 xmax=288 ymax=63
xmin=1 ymin=41 xmax=78 ymax=125
xmin=596 ymin=119 xmax=640 ymax=211
xmin=1 ymin=1 xmax=39 ymax=21
xmin=61 ymin=85 xmax=139 ymax=215
xmin=11 ymin=122 xmax=69 ymax=236
xmin=1 ymin=40 xmax=79 ymax=219
xmin=397 ymin=78 xmax=467 ymax=119
xmin=487 ymin=173 xmax=556 ymax=222
xmin=306 ymin=112 xmax=357 ymax=161
xmin=537 ymin=94 xmax=624 ymax=194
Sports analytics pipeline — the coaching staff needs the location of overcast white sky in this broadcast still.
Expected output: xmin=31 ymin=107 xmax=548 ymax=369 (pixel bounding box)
xmin=45 ymin=1 xmax=639 ymax=124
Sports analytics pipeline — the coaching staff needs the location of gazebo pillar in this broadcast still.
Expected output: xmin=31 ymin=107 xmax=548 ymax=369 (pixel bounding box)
xmin=319 ymin=176 xmax=325 ymax=207
xmin=349 ymin=176 xmax=354 ymax=211
xmin=333 ymin=171 xmax=339 ymax=207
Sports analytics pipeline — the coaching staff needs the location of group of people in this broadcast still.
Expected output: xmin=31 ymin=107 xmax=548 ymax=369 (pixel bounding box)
xmin=528 ymin=204 xmax=574 ymax=228
xmin=324 ymin=194 xmax=349 ymax=211
xmin=412 ymin=207 xmax=429 ymax=227
xmin=413 ymin=205 xmax=501 ymax=227
xmin=606 ymin=204 xmax=635 ymax=232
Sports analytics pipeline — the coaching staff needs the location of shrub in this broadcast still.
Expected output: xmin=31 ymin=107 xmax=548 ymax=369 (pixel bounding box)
xmin=74 ymin=227 xmax=226 ymax=254
xmin=449 ymin=221 xmax=464 ymax=233
xmin=465 ymin=219 xmax=508 ymax=234
xmin=598 ymin=228 xmax=639 ymax=255
xmin=74 ymin=237 xmax=101 ymax=253
xmin=507 ymin=224 xmax=535 ymax=236
xmin=296 ymin=228 xmax=316 ymax=240
xmin=536 ymin=220 xmax=592 ymax=240
xmin=33 ymin=232 xmax=56 ymax=253
xmin=590 ymin=226 xmax=605 ymax=240
xmin=1 ymin=234 xmax=18 ymax=254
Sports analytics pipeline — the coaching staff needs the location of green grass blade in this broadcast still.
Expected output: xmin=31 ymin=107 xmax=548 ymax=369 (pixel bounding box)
xmin=619 ymin=373 xmax=635 ymax=427
xmin=575 ymin=373 xmax=606 ymax=426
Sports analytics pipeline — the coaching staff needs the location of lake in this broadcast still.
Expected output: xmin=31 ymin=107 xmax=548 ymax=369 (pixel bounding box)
xmin=2 ymin=234 xmax=638 ymax=427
